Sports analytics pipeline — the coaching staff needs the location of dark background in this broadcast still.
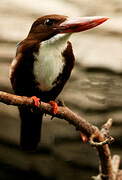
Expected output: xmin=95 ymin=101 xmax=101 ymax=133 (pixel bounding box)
xmin=0 ymin=0 xmax=122 ymax=179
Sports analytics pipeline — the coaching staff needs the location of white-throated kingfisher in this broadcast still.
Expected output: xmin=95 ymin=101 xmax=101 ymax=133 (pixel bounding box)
xmin=10 ymin=14 xmax=108 ymax=151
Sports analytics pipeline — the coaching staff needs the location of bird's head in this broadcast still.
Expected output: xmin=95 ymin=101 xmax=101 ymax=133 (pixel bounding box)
xmin=27 ymin=14 xmax=108 ymax=42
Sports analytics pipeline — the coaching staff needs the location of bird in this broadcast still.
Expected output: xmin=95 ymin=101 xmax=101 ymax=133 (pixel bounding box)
xmin=9 ymin=14 xmax=108 ymax=151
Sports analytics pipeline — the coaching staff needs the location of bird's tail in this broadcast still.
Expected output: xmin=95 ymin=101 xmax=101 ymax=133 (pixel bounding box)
xmin=18 ymin=107 xmax=43 ymax=151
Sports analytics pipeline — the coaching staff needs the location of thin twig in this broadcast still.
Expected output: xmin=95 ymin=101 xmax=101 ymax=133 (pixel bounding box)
xmin=89 ymin=135 xmax=114 ymax=147
xmin=90 ymin=119 xmax=114 ymax=147
xmin=102 ymin=119 xmax=113 ymax=130
xmin=101 ymin=118 xmax=113 ymax=138
xmin=112 ymin=155 xmax=121 ymax=180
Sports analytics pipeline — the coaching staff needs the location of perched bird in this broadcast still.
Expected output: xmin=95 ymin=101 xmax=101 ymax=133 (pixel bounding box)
xmin=10 ymin=14 xmax=108 ymax=151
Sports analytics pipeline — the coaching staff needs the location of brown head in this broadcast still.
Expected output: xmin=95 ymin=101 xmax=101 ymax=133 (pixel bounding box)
xmin=27 ymin=14 xmax=109 ymax=42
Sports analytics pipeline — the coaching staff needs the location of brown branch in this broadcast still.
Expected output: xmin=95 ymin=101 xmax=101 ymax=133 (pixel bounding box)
xmin=0 ymin=91 xmax=120 ymax=180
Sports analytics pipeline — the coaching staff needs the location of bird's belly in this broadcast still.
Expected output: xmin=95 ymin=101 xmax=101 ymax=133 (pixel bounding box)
xmin=33 ymin=52 xmax=64 ymax=91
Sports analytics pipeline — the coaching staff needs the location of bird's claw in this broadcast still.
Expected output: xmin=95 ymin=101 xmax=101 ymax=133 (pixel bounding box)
xmin=49 ymin=101 xmax=58 ymax=114
xmin=31 ymin=96 xmax=40 ymax=107
xmin=80 ymin=133 xmax=89 ymax=143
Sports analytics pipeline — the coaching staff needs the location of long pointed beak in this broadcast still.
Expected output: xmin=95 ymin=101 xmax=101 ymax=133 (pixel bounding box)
xmin=58 ymin=16 xmax=109 ymax=33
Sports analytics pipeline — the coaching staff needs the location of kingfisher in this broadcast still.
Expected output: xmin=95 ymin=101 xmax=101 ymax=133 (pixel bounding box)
xmin=10 ymin=14 xmax=108 ymax=151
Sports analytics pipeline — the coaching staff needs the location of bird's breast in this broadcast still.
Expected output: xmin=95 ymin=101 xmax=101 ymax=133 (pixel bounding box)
xmin=33 ymin=44 xmax=65 ymax=91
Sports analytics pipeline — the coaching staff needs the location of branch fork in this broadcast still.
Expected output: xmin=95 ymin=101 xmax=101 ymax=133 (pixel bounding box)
xmin=0 ymin=91 xmax=121 ymax=180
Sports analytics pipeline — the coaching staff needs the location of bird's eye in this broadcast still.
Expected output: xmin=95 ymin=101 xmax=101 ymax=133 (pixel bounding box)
xmin=44 ymin=19 xmax=54 ymax=26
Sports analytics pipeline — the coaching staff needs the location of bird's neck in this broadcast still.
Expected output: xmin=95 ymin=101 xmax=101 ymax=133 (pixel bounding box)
xmin=33 ymin=33 xmax=71 ymax=91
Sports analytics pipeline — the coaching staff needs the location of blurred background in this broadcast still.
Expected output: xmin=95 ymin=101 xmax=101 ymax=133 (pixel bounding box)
xmin=0 ymin=0 xmax=122 ymax=179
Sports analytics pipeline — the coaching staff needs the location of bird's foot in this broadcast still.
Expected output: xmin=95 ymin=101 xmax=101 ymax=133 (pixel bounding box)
xmin=80 ymin=133 xmax=89 ymax=143
xmin=49 ymin=101 xmax=58 ymax=114
xmin=31 ymin=96 xmax=40 ymax=107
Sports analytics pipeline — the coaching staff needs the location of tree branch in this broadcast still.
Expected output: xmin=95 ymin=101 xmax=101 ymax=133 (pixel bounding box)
xmin=0 ymin=91 xmax=121 ymax=180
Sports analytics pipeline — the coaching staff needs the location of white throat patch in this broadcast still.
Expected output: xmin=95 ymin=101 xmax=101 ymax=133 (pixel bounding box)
xmin=33 ymin=33 xmax=71 ymax=91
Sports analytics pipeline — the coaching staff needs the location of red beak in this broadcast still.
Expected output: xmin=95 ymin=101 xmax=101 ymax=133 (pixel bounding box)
xmin=58 ymin=16 xmax=109 ymax=33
